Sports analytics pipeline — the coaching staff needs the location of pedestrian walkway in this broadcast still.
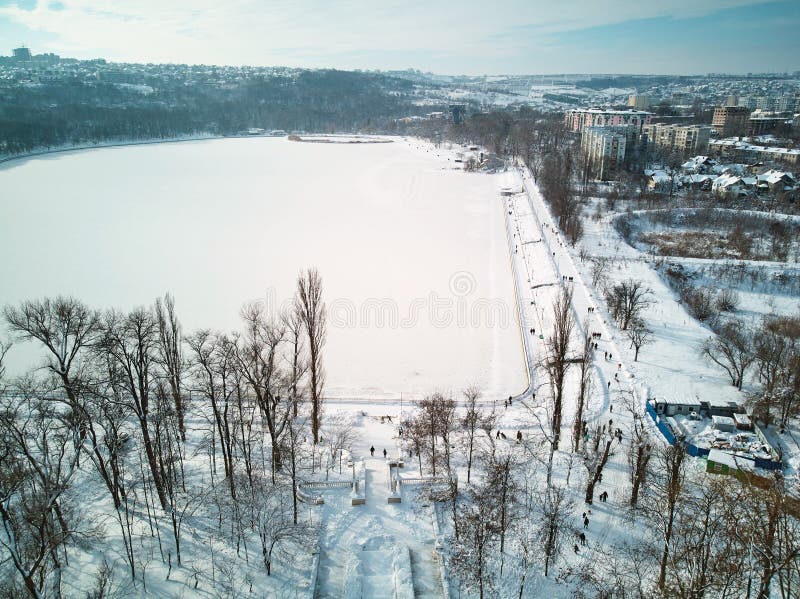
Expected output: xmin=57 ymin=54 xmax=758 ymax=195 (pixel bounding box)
xmin=315 ymin=443 xmax=443 ymax=598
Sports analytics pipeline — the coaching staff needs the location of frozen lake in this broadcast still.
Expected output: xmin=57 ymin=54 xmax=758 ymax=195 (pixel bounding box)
xmin=0 ymin=137 xmax=526 ymax=399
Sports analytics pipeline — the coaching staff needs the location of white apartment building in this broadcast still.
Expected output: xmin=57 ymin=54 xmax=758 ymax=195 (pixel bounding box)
xmin=642 ymin=123 xmax=711 ymax=155
xmin=565 ymin=108 xmax=652 ymax=133
xmin=627 ymin=95 xmax=651 ymax=110
xmin=581 ymin=126 xmax=627 ymax=180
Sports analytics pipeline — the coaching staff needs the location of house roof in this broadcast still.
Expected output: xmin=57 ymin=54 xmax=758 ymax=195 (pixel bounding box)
xmin=713 ymin=173 xmax=744 ymax=189
xmin=757 ymin=169 xmax=796 ymax=185
xmin=708 ymin=449 xmax=755 ymax=472
xmin=682 ymin=174 xmax=715 ymax=183
xmin=681 ymin=155 xmax=715 ymax=171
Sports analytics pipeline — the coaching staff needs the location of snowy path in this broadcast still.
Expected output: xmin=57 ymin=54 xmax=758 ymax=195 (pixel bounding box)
xmin=500 ymin=164 xmax=665 ymax=561
xmin=315 ymin=421 xmax=443 ymax=599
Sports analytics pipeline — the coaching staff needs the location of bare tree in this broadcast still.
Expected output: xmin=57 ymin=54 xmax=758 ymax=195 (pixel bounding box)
xmin=3 ymin=297 xmax=101 ymax=406
xmin=2 ymin=299 xmax=118 ymax=493
xmin=414 ymin=393 xmax=455 ymax=476
xmin=622 ymin=391 xmax=653 ymax=509
xmin=572 ymin=332 xmax=593 ymax=453
xmin=605 ymin=279 xmax=653 ymax=331
xmin=322 ymin=413 xmax=354 ymax=479
xmin=645 ymin=444 xmax=687 ymax=592
xmin=751 ymin=316 xmax=800 ymax=427
xmin=663 ymin=476 xmax=744 ymax=599
xmin=461 ymin=385 xmax=483 ymax=483
xmin=486 ymin=451 xmax=518 ymax=575
xmin=626 ymin=318 xmax=654 ymax=362
xmin=283 ymin=413 xmax=309 ymax=526
xmin=701 ymin=319 xmax=754 ymax=390
xmin=250 ymin=480 xmax=312 ymax=576
xmin=0 ymin=339 xmax=9 ymax=383
xmin=233 ymin=303 xmax=289 ymax=481
xmin=716 ymin=288 xmax=740 ymax=313
xmin=437 ymin=394 xmax=457 ymax=474
xmin=450 ymin=482 xmax=502 ymax=599
xmin=583 ymin=429 xmax=614 ymax=504
xmin=543 ymin=286 xmax=574 ymax=450
xmin=100 ymin=307 xmax=169 ymax=511
xmin=535 ymin=482 xmax=574 ymax=578
xmin=295 ymin=268 xmax=326 ymax=444
xmin=590 ymin=256 xmax=610 ymax=288
xmin=154 ymin=294 xmax=186 ymax=442
xmin=0 ymin=385 xmax=85 ymax=598
xmin=4 ymin=301 xmax=141 ymax=581
xmin=283 ymin=309 xmax=307 ymax=418
xmin=188 ymin=330 xmax=237 ymax=499
xmin=406 ymin=416 xmax=427 ymax=473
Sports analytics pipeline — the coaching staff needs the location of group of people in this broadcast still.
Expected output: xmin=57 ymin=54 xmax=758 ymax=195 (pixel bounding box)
xmin=369 ymin=446 xmax=387 ymax=459
xmin=575 ymin=513 xmax=591 ymax=553
xmin=494 ymin=429 xmax=525 ymax=443
xmin=573 ymin=492 xmax=611 ymax=554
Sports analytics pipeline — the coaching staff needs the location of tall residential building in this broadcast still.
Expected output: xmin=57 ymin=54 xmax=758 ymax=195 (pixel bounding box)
xmin=642 ymin=123 xmax=711 ymax=155
xmin=739 ymin=95 xmax=798 ymax=113
xmin=564 ymin=108 xmax=651 ymax=133
xmin=712 ymin=106 xmax=750 ymax=137
xmin=627 ymin=95 xmax=651 ymax=110
xmin=709 ymin=139 xmax=800 ymax=166
xmin=12 ymin=46 xmax=31 ymax=61
xmin=737 ymin=96 xmax=758 ymax=110
xmin=747 ymin=112 xmax=788 ymax=136
xmin=776 ymin=95 xmax=800 ymax=112
xmin=581 ymin=126 xmax=627 ymax=180
xmin=449 ymin=104 xmax=466 ymax=125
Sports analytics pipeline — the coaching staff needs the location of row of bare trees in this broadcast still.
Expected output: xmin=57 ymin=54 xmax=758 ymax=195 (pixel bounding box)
xmin=437 ymin=378 xmax=799 ymax=597
xmin=439 ymin=271 xmax=799 ymax=597
xmin=0 ymin=268 xmax=328 ymax=596
xmin=579 ymin=441 xmax=800 ymax=599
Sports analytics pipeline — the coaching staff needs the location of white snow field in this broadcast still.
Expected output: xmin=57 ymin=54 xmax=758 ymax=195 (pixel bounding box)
xmin=0 ymin=137 xmax=525 ymax=399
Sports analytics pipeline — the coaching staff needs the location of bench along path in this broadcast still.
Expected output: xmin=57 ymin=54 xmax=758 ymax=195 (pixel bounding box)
xmin=315 ymin=431 xmax=443 ymax=598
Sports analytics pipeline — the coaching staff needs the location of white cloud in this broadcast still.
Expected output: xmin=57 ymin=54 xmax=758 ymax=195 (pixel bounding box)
xmin=0 ymin=0 xmax=777 ymax=71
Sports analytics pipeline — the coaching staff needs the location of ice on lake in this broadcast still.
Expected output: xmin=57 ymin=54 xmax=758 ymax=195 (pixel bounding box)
xmin=0 ymin=137 xmax=526 ymax=399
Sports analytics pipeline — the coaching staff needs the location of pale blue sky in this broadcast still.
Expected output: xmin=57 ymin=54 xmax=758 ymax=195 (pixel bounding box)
xmin=0 ymin=0 xmax=798 ymax=74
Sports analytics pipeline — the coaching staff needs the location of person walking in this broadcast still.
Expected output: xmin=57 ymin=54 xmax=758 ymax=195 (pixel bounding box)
xmin=370 ymin=446 xmax=375 ymax=457
xmin=579 ymin=532 xmax=586 ymax=546
xmin=583 ymin=516 xmax=589 ymax=529
xmin=383 ymin=448 xmax=387 ymax=459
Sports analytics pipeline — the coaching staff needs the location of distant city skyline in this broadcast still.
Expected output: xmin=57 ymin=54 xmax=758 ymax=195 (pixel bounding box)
xmin=1 ymin=0 xmax=799 ymax=75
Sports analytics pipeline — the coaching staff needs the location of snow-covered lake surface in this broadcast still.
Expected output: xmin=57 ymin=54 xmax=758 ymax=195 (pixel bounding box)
xmin=0 ymin=137 xmax=526 ymax=399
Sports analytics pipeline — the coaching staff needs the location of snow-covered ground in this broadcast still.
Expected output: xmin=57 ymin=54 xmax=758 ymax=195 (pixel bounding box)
xmin=0 ymin=137 xmax=525 ymax=399
xmin=5 ymin=137 xmax=797 ymax=597
xmin=567 ymin=199 xmax=752 ymax=407
xmin=313 ymin=407 xmax=443 ymax=599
